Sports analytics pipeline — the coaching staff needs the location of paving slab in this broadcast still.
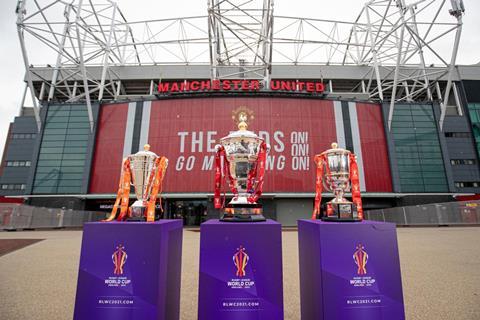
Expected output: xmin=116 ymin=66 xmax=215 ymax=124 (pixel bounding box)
xmin=0 ymin=227 xmax=479 ymax=320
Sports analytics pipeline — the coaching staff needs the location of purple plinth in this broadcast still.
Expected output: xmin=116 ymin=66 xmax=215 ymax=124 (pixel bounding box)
xmin=198 ymin=219 xmax=284 ymax=320
xmin=73 ymin=220 xmax=183 ymax=320
xmin=298 ymin=220 xmax=405 ymax=320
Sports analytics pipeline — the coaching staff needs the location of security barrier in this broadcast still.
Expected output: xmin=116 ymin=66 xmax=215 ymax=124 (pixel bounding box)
xmin=1 ymin=201 xmax=479 ymax=230
xmin=0 ymin=204 xmax=106 ymax=230
xmin=365 ymin=200 xmax=480 ymax=226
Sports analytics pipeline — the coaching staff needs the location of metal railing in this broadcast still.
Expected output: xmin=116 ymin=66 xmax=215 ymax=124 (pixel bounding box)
xmin=0 ymin=204 xmax=107 ymax=231
xmin=2 ymin=200 xmax=479 ymax=230
xmin=365 ymin=200 xmax=480 ymax=226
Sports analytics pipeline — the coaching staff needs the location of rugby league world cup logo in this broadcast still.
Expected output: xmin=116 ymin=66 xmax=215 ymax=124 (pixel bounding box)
xmin=353 ymin=244 xmax=368 ymax=275
xmin=112 ymin=244 xmax=128 ymax=275
xmin=233 ymin=246 xmax=249 ymax=277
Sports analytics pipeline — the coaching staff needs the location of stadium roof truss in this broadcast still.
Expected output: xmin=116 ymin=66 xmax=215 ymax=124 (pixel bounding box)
xmin=16 ymin=0 xmax=465 ymax=132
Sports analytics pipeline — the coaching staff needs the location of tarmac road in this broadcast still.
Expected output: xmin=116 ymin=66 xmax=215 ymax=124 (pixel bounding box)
xmin=0 ymin=227 xmax=479 ymax=320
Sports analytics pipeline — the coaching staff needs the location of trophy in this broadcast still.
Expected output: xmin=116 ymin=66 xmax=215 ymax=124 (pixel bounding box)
xmin=312 ymin=142 xmax=363 ymax=222
xmin=214 ymin=110 xmax=269 ymax=222
xmin=104 ymin=144 xmax=168 ymax=222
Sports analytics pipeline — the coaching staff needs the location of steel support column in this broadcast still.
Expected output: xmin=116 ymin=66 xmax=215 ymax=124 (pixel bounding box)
xmin=74 ymin=0 xmax=94 ymax=132
xmin=16 ymin=0 xmax=41 ymax=132
xmin=440 ymin=13 xmax=463 ymax=129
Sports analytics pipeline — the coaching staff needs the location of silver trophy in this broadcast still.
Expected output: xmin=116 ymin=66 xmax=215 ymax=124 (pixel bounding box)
xmin=105 ymin=144 xmax=168 ymax=222
xmin=128 ymin=145 xmax=161 ymax=220
xmin=324 ymin=144 xmax=351 ymax=205
xmin=214 ymin=111 xmax=269 ymax=222
xmin=313 ymin=142 xmax=363 ymax=222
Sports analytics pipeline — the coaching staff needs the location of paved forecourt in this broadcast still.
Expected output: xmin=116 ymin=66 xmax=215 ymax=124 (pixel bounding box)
xmin=0 ymin=227 xmax=479 ymax=320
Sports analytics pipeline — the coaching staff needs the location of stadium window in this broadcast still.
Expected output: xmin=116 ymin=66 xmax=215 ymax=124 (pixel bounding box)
xmin=6 ymin=160 xmax=31 ymax=167
xmin=11 ymin=133 xmax=36 ymax=139
xmin=0 ymin=184 xmax=26 ymax=190
xmin=445 ymin=132 xmax=470 ymax=138
xmin=455 ymin=182 xmax=480 ymax=188
xmin=450 ymin=159 xmax=477 ymax=165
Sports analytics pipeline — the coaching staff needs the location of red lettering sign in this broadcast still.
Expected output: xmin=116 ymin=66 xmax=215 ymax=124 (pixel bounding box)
xmin=156 ymin=79 xmax=325 ymax=94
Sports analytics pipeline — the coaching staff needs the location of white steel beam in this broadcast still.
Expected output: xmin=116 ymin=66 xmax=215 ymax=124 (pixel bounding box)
xmin=16 ymin=0 xmax=41 ymax=132
xmin=48 ymin=4 xmax=72 ymax=101
xmin=365 ymin=4 xmax=384 ymax=101
xmin=18 ymin=83 xmax=28 ymax=116
xmin=388 ymin=1 xmax=407 ymax=130
xmin=98 ymin=2 xmax=117 ymax=101
xmin=16 ymin=0 xmax=464 ymax=109
xmin=440 ymin=9 xmax=463 ymax=129
xmin=74 ymin=0 xmax=94 ymax=132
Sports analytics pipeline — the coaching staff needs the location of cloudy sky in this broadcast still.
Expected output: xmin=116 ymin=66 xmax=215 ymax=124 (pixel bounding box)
xmin=0 ymin=0 xmax=479 ymax=160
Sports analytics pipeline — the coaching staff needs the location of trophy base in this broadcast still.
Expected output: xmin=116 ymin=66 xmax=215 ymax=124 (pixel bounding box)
xmin=126 ymin=216 xmax=147 ymax=222
xmin=319 ymin=202 xmax=362 ymax=222
xmin=321 ymin=216 xmax=362 ymax=222
xmin=127 ymin=204 xmax=160 ymax=222
xmin=220 ymin=203 xmax=266 ymax=222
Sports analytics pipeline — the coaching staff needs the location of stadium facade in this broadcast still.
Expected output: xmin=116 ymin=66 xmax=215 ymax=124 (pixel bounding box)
xmin=1 ymin=0 xmax=479 ymax=225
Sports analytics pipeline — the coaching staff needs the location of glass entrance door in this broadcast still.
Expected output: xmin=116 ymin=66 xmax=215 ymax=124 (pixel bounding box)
xmin=167 ymin=200 xmax=207 ymax=226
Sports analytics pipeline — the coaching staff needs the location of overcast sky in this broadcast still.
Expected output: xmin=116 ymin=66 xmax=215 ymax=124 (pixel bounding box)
xmin=0 ymin=0 xmax=479 ymax=160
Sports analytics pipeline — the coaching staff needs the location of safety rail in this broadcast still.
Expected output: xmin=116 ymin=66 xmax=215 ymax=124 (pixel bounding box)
xmin=0 ymin=204 xmax=106 ymax=231
xmin=365 ymin=200 xmax=480 ymax=226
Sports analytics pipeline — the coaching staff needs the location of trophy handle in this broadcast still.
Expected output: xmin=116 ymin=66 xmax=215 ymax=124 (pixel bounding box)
xmin=349 ymin=154 xmax=363 ymax=220
xmin=214 ymin=145 xmax=226 ymax=209
xmin=246 ymin=141 xmax=268 ymax=205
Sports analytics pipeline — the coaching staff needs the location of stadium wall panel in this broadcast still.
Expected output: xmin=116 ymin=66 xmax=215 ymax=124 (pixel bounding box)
xmin=89 ymin=97 xmax=393 ymax=194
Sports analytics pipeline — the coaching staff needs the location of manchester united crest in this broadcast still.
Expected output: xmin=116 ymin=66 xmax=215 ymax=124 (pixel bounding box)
xmin=231 ymin=106 xmax=254 ymax=127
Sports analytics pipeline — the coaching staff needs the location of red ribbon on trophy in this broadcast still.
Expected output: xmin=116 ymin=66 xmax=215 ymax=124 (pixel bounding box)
xmin=312 ymin=154 xmax=325 ymax=219
xmin=214 ymin=146 xmax=237 ymax=209
xmin=247 ymin=141 xmax=267 ymax=204
xmin=349 ymin=154 xmax=363 ymax=220
xmin=214 ymin=146 xmax=224 ymax=209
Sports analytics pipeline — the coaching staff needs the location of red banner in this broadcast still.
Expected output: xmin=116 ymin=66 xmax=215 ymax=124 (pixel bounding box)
xmin=90 ymin=97 xmax=392 ymax=194
xmin=148 ymin=98 xmax=336 ymax=193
